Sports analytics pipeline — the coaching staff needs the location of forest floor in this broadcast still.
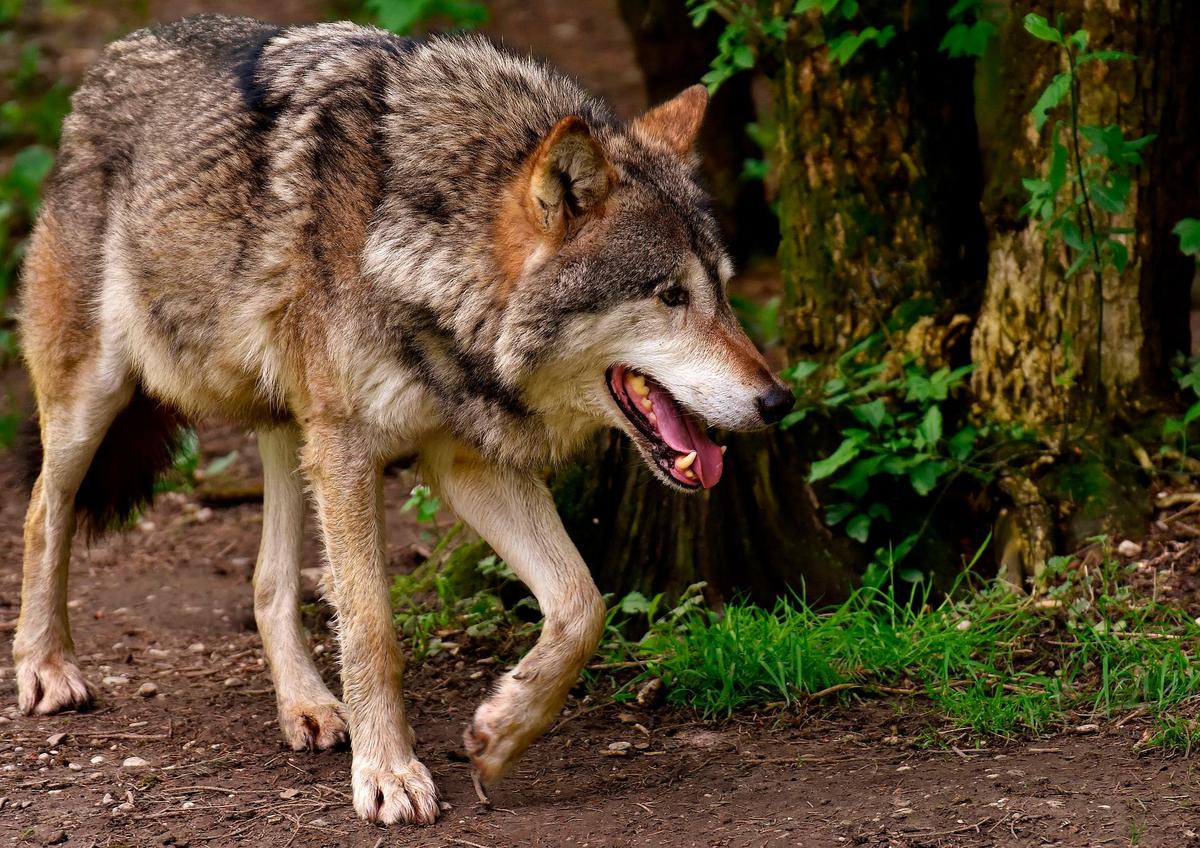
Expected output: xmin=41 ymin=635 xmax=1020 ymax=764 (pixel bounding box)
xmin=1 ymin=420 xmax=1200 ymax=848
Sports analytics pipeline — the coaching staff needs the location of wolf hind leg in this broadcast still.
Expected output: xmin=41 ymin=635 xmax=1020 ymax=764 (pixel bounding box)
xmin=254 ymin=426 xmax=348 ymax=751
xmin=14 ymin=366 xmax=134 ymax=715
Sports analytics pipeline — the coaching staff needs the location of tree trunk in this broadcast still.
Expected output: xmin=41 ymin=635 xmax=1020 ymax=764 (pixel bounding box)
xmin=778 ymin=1 xmax=987 ymax=357
xmin=970 ymin=0 xmax=1200 ymax=428
xmin=616 ymin=0 xmax=777 ymax=262
xmin=560 ymin=1 xmax=985 ymax=605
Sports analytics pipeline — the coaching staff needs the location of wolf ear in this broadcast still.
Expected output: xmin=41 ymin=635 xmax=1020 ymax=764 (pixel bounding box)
xmin=630 ymin=84 xmax=708 ymax=156
xmin=528 ymin=116 xmax=614 ymax=237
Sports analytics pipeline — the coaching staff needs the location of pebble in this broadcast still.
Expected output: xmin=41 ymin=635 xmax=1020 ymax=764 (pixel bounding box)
xmin=223 ymin=677 xmax=242 ymax=688
xmin=90 ymin=755 xmax=104 ymax=764
xmin=147 ymin=648 xmax=171 ymax=659
xmin=121 ymin=756 xmax=149 ymax=769
xmin=278 ymin=787 xmax=300 ymax=800
xmin=102 ymin=675 xmax=129 ymax=686
xmin=67 ymin=762 xmax=82 ymax=771
xmin=43 ymin=830 xmax=68 ymax=845
xmin=1117 ymin=539 xmax=1142 ymax=558
xmin=136 ymin=682 xmax=159 ymax=698
xmin=187 ymin=643 xmax=206 ymax=654
xmin=102 ymin=793 xmax=114 ymax=805
xmin=45 ymin=732 xmax=68 ymax=747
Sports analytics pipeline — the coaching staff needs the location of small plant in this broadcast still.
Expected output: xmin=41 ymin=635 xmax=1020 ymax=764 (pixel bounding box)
xmin=781 ymin=331 xmax=981 ymax=546
xmin=938 ymin=0 xmax=995 ymax=59
xmin=686 ymin=0 xmax=895 ymax=92
xmin=1175 ymin=218 xmax=1200 ymax=259
xmin=154 ymin=429 xmax=238 ymax=494
xmin=1162 ymin=356 xmax=1200 ymax=459
xmin=1019 ymin=15 xmax=1150 ymax=399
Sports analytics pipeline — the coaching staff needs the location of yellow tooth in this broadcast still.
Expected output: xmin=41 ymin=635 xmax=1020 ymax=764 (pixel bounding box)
xmin=648 ymin=412 xmax=657 ymax=426
xmin=684 ymin=469 xmax=697 ymax=481
xmin=720 ymin=445 xmax=727 ymax=455
xmin=675 ymin=451 xmax=697 ymax=471
xmin=640 ymin=397 xmax=653 ymax=413
xmin=628 ymin=374 xmax=649 ymax=397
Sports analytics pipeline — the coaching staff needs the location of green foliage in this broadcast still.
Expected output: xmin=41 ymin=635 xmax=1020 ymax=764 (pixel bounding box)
xmin=729 ymin=293 xmax=780 ymax=348
xmin=938 ymin=0 xmax=994 ymax=59
xmin=598 ymin=543 xmax=1200 ymax=751
xmin=779 ymin=331 xmax=982 ymax=547
xmin=686 ymin=0 xmax=894 ymax=92
xmin=363 ymin=0 xmax=486 ymax=34
xmin=155 ymin=429 xmax=238 ymax=493
xmin=1174 ymin=218 xmax=1200 ymax=257
xmin=1020 ymin=16 xmax=1147 ymax=283
xmin=1161 ymin=355 xmax=1200 ymax=459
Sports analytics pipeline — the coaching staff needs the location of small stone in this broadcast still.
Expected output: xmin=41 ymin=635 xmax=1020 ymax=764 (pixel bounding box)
xmin=194 ymin=507 xmax=214 ymax=522
xmin=67 ymin=762 xmax=82 ymax=771
xmin=121 ymin=756 xmax=149 ymax=769
xmin=955 ymin=619 xmax=971 ymax=631
xmin=187 ymin=642 xmax=206 ymax=654
xmin=137 ymin=682 xmax=159 ymax=698
xmin=896 ymin=765 xmax=913 ymax=772
xmin=102 ymin=793 xmax=114 ymax=805
xmin=43 ymin=830 xmax=68 ymax=845
xmin=102 ymin=675 xmax=129 ymax=686
xmin=222 ymin=677 xmax=242 ymax=688
xmin=278 ymin=787 xmax=300 ymax=800
xmin=90 ymin=755 xmax=105 ymax=764
xmin=1117 ymin=539 xmax=1142 ymax=559
xmin=607 ymin=741 xmax=632 ymax=751
xmin=147 ymin=648 xmax=171 ymax=659
xmin=46 ymin=732 xmax=68 ymax=747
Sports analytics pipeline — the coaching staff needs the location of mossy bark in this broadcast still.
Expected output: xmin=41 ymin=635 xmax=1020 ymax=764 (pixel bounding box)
xmin=777 ymin=0 xmax=987 ymax=356
xmin=970 ymin=0 xmax=1200 ymax=428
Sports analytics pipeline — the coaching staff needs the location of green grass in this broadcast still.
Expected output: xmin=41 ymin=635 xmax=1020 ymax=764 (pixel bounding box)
xmin=595 ymin=544 xmax=1200 ymax=750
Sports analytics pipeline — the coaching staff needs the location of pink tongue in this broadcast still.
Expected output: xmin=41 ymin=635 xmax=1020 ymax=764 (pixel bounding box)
xmin=647 ymin=384 xmax=724 ymax=488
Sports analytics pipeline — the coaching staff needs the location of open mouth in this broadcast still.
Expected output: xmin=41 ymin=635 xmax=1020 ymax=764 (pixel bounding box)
xmin=606 ymin=365 xmax=724 ymax=489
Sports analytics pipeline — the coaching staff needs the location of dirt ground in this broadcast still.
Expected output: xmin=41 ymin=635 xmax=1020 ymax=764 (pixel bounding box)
xmin=2 ymin=422 xmax=1200 ymax=848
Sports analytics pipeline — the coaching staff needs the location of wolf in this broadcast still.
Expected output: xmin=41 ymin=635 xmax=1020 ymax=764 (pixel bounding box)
xmin=12 ymin=15 xmax=794 ymax=824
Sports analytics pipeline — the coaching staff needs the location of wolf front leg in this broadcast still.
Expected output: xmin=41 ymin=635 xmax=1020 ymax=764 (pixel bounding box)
xmin=301 ymin=427 xmax=438 ymax=825
xmin=425 ymin=445 xmax=607 ymax=785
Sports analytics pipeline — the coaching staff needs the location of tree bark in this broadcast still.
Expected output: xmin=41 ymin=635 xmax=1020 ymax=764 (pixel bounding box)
xmin=970 ymin=0 xmax=1200 ymax=428
xmin=778 ymin=0 xmax=987 ymax=357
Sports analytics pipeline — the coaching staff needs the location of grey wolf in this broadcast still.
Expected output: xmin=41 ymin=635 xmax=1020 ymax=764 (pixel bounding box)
xmin=13 ymin=15 xmax=793 ymax=825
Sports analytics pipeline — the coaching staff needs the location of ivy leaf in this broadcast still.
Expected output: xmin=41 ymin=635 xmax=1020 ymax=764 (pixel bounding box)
xmin=1031 ymin=73 xmax=1071 ymax=132
xmin=809 ymin=438 xmax=860 ymax=482
xmin=1106 ymin=238 xmax=1129 ymax=273
xmin=1173 ymin=218 xmax=1200 ymax=256
xmin=831 ymin=455 xmax=885 ymax=500
xmin=1023 ymin=14 xmax=1063 ymax=44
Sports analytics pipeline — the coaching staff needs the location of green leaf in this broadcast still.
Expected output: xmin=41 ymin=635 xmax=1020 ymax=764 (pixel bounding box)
xmin=732 ymin=44 xmax=756 ymax=69
xmin=832 ymin=455 xmax=885 ymax=500
xmin=909 ymin=459 xmax=949 ymax=496
xmin=846 ymin=513 xmax=872 ymax=543
xmin=1106 ymin=238 xmax=1129 ymax=273
xmin=4 ymin=145 xmax=54 ymax=210
xmin=1174 ymin=218 xmax=1200 ymax=256
xmin=779 ymin=408 xmax=809 ymax=429
xmin=947 ymin=426 xmax=979 ymax=461
xmin=1048 ymin=128 xmax=1068 ymax=194
xmin=1091 ymin=172 xmax=1130 ymax=214
xmin=824 ymin=501 xmax=856 ymax=526
xmin=1031 ymin=73 xmax=1071 ymax=132
xmin=809 ymin=438 xmax=860 ymax=482
xmin=1023 ymin=13 xmax=1063 ymax=44
xmin=917 ymin=405 xmax=943 ymax=447
xmin=850 ymin=398 xmax=889 ymax=430
xmin=1077 ymin=49 xmax=1135 ymax=64
xmin=939 ymin=20 xmax=995 ymax=58
xmin=1065 ymin=28 xmax=1089 ymax=52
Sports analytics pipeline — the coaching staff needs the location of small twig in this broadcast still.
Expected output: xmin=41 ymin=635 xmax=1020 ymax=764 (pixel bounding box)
xmin=1156 ymin=492 xmax=1200 ymax=508
xmin=451 ymin=837 xmax=495 ymax=848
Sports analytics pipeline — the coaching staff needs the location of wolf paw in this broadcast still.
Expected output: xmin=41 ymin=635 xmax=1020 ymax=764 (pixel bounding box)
xmin=464 ymin=697 xmax=545 ymax=785
xmin=351 ymin=758 xmax=439 ymax=825
xmin=17 ymin=657 xmax=95 ymax=716
xmin=279 ymin=699 xmax=349 ymax=752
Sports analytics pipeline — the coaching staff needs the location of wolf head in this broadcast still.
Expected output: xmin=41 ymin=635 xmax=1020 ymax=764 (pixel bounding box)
xmin=496 ymin=86 xmax=794 ymax=491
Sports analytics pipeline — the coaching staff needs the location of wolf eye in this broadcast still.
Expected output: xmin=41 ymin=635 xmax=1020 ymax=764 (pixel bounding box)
xmin=659 ymin=286 xmax=689 ymax=308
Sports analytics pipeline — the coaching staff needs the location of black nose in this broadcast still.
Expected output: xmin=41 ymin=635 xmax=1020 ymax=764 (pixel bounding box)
xmin=756 ymin=384 xmax=795 ymax=425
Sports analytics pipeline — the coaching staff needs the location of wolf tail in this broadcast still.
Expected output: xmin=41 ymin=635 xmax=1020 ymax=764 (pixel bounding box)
xmin=22 ymin=386 xmax=187 ymax=539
